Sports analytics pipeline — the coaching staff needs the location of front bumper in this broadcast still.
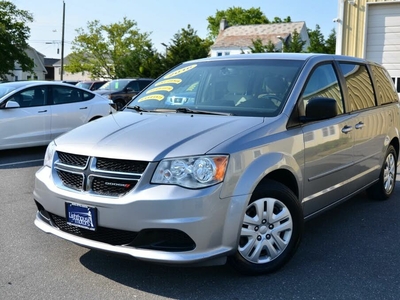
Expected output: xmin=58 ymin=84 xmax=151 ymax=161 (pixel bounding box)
xmin=33 ymin=165 xmax=249 ymax=265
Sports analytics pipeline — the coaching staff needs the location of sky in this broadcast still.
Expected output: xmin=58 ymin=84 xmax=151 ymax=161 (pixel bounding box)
xmin=13 ymin=0 xmax=339 ymax=59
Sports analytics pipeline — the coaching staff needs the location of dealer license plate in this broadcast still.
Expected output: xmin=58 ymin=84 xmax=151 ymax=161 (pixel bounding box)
xmin=66 ymin=202 xmax=97 ymax=231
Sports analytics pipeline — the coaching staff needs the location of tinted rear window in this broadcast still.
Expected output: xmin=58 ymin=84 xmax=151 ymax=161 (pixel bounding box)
xmin=370 ymin=65 xmax=399 ymax=105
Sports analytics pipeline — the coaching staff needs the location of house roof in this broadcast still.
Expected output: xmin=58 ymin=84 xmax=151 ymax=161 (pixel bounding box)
xmin=211 ymin=21 xmax=306 ymax=49
xmin=44 ymin=58 xmax=59 ymax=66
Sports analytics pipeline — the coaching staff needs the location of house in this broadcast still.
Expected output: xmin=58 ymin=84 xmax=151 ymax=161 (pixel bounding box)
xmin=44 ymin=58 xmax=59 ymax=81
xmin=53 ymin=55 xmax=93 ymax=81
xmin=210 ymin=20 xmax=310 ymax=57
xmin=336 ymin=0 xmax=400 ymax=94
xmin=5 ymin=46 xmax=47 ymax=81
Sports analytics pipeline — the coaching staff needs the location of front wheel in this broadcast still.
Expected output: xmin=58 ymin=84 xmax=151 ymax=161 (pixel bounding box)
xmin=228 ymin=180 xmax=304 ymax=275
xmin=115 ymin=100 xmax=125 ymax=111
xmin=366 ymin=145 xmax=397 ymax=200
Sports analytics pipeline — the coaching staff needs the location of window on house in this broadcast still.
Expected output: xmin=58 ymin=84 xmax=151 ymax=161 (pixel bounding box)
xmin=217 ymin=52 xmax=222 ymax=56
xmin=224 ymin=52 xmax=230 ymax=56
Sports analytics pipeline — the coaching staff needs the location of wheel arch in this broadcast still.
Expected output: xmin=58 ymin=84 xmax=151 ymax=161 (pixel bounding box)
xmin=390 ymin=136 xmax=399 ymax=159
xmin=223 ymin=151 xmax=302 ymax=202
xmin=89 ymin=116 xmax=102 ymax=122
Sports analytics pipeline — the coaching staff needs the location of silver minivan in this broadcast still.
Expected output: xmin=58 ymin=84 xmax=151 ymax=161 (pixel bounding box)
xmin=33 ymin=53 xmax=400 ymax=275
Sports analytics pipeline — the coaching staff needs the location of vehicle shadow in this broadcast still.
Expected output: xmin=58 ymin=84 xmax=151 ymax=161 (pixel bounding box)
xmin=0 ymin=146 xmax=46 ymax=169
xmin=78 ymin=181 xmax=400 ymax=299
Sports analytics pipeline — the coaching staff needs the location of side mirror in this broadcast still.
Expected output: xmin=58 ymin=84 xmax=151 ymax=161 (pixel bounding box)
xmin=300 ymin=97 xmax=338 ymax=122
xmin=5 ymin=100 xmax=20 ymax=108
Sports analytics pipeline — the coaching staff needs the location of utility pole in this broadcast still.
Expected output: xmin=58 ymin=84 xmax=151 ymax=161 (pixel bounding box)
xmin=60 ymin=0 xmax=65 ymax=80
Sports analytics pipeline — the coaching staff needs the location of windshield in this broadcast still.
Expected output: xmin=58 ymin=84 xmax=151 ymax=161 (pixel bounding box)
xmin=0 ymin=84 xmax=18 ymax=99
xmin=98 ymin=80 xmax=128 ymax=91
xmin=128 ymin=59 xmax=304 ymax=117
xmin=76 ymin=82 xmax=91 ymax=89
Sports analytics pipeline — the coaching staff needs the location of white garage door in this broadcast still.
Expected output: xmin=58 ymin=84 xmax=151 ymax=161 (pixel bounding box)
xmin=366 ymin=2 xmax=400 ymax=94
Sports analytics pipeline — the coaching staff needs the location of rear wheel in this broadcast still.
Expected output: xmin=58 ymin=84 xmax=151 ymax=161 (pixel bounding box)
xmin=229 ymin=180 xmax=303 ymax=275
xmin=366 ymin=145 xmax=397 ymax=200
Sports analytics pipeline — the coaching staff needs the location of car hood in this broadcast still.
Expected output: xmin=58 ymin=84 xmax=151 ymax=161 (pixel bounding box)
xmin=55 ymin=111 xmax=264 ymax=161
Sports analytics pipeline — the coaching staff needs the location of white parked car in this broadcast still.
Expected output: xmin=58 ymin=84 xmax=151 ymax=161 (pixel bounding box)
xmin=0 ymin=81 xmax=116 ymax=150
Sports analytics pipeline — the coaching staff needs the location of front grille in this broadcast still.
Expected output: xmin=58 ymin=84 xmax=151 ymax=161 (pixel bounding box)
xmin=57 ymin=170 xmax=83 ymax=190
xmin=47 ymin=212 xmax=195 ymax=251
xmin=91 ymin=177 xmax=137 ymax=196
xmin=58 ymin=151 xmax=88 ymax=167
xmin=50 ymin=213 xmax=138 ymax=245
xmin=54 ymin=152 xmax=148 ymax=197
xmin=96 ymin=158 xmax=147 ymax=173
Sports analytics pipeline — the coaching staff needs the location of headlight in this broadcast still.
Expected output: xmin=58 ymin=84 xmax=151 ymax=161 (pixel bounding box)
xmin=43 ymin=141 xmax=56 ymax=167
xmin=152 ymin=155 xmax=229 ymax=188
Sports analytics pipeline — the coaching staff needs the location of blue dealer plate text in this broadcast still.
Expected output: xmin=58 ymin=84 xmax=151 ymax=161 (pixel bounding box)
xmin=66 ymin=202 xmax=97 ymax=231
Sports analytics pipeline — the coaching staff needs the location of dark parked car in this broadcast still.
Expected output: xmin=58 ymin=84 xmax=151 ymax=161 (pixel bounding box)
xmin=76 ymin=80 xmax=108 ymax=91
xmin=95 ymin=78 xmax=153 ymax=110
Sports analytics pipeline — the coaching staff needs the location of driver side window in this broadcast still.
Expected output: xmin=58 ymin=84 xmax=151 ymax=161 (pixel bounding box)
xmin=301 ymin=64 xmax=344 ymax=116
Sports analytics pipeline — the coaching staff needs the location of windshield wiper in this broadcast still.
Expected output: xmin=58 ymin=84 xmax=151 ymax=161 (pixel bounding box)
xmin=176 ymin=107 xmax=233 ymax=116
xmin=126 ymin=105 xmax=149 ymax=112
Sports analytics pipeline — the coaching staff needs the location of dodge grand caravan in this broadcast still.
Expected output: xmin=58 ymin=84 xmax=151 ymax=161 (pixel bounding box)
xmin=33 ymin=53 xmax=400 ymax=275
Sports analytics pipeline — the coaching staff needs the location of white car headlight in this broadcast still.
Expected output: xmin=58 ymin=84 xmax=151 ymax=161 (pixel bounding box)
xmin=152 ymin=155 xmax=229 ymax=188
xmin=43 ymin=141 xmax=57 ymax=167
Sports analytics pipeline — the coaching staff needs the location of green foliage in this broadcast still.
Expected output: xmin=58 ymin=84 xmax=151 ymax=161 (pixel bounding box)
xmin=65 ymin=17 xmax=154 ymax=79
xmin=163 ymin=25 xmax=212 ymax=70
xmin=307 ymin=25 xmax=336 ymax=54
xmin=286 ymin=29 xmax=306 ymax=53
xmin=324 ymin=29 xmax=336 ymax=54
xmin=118 ymin=42 xmax=164 ymax=79
xmin=0 ymin=1 xmax=34 ymax=80
xmin=249 ymin=39 xmax=276 ymax=53
xmin=207 ymin=7 xmax=270 ymax=39
xmin=307 ymin=25 xmax=326 ymax=53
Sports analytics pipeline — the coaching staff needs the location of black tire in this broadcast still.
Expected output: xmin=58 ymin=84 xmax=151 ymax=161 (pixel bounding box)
xmin=115 ymin=100 xmax=125 ymax=111
xmin=366 ymin=145 xmax=397 ymax=201
xmin=228 ymin=180 xmax=304 ymax=275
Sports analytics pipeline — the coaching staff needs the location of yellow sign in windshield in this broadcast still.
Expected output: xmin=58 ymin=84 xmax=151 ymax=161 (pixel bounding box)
xmin=146 ymin=86 xmax=174 ymax=94
xmin=164 ymin=64 xmax=197 ymax=79
xmin=138 ymin=94 xmax=164 ymax=102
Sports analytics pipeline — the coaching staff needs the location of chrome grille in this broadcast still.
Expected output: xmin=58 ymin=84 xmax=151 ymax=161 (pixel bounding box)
xmin=57 ymin=151 xmax=88 ymax=167
xmin=91 ymin=177 xmax=137 ymax=196
xmin=56 ymin=170 xmax=83 ymax=190
xmin=55 ymin=152 xmax=148 ymax=197
xmin=96 ymin=158 xmax=147 ymax=173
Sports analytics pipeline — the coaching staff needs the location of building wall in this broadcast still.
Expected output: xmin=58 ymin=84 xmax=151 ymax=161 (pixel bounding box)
xmin=338 ymin=0 xmax=398 ymax=57
xmin=338 ymin=0 xmax=400 ymax=94
xmin=5 ymin=47 xmax=47 ymax=81
xmin=53 ymin=66 xmax=92 ymax=81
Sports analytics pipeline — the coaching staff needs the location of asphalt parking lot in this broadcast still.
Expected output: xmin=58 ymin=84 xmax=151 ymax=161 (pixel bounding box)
xmin=1 ymin=146 xmax=400 ymax=300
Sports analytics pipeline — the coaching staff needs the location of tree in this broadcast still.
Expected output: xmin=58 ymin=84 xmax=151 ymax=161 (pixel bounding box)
xmin=285 ymin=30 xmax=306 ymax=53
xmin=249 ymin=39 xmax=276 ymax=53
xmin=307 ymin=25 xmax=326 ymax=53
xmin=118 ymin=42 xmax=164 ymax=79
xmin=0 ymin=1 xmax=34 ymax=80
xmin=65 ymin=18 xmax=154 ymax=79
xmin=307 ymin=25 xmax=336 ymax=54
xmin=324 ymin=29 xmax=336 ymax=54
xmin=207 ymin=7 xmax=270 ymax=39
xmin=163 ymin=25 xmax=212 ymax=70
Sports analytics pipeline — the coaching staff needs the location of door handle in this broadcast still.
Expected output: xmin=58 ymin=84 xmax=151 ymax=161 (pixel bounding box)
xmin=79 ymin=107 xmax=88 ymax=110
xmin=341 ymin=125 xmax=352 ymax=134
xmin=38 ymin=110 xmax=47 ymax=113
xmin=355 ymin=122 xmax=364 ymax=129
